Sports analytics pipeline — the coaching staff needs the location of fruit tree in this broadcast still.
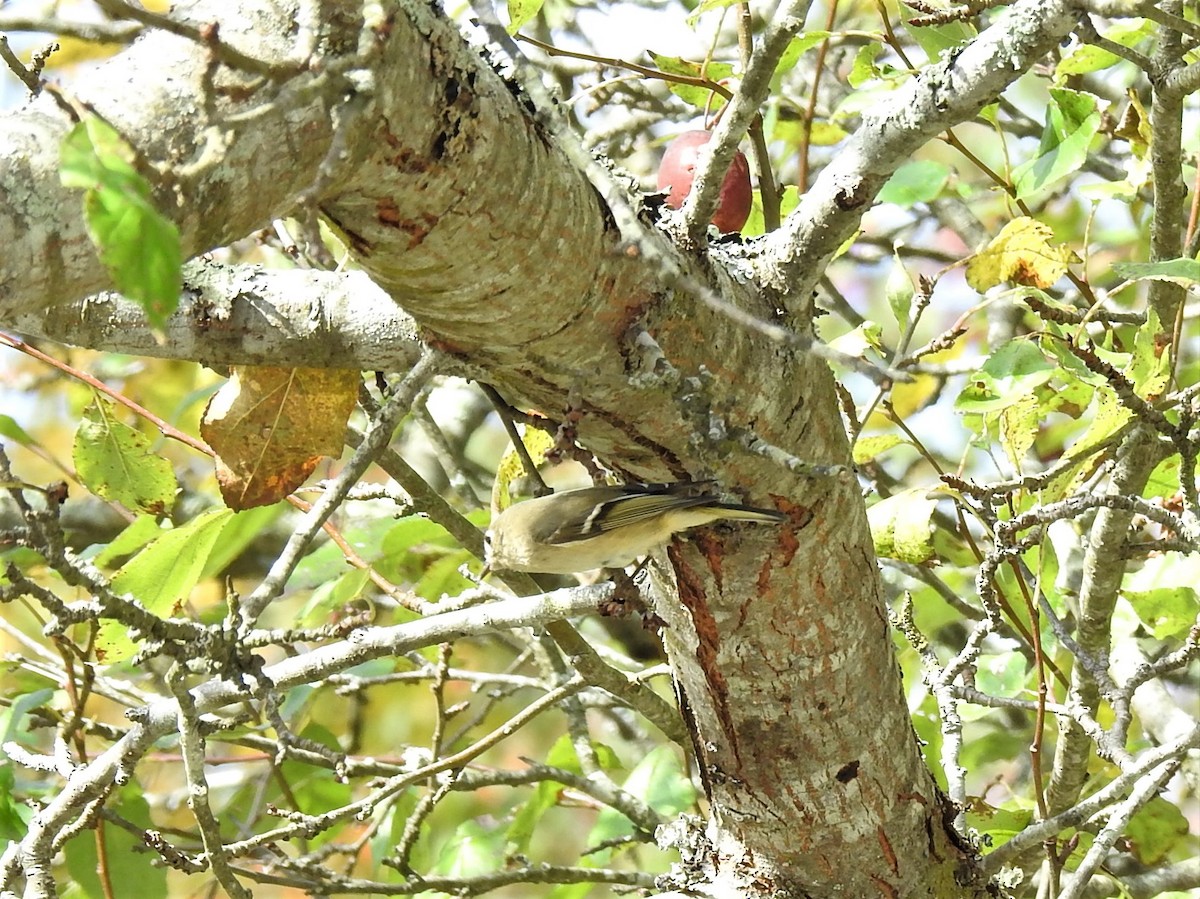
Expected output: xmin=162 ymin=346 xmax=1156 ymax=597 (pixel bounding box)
xmin=0 ymin=1 xmax=1197 ymax=897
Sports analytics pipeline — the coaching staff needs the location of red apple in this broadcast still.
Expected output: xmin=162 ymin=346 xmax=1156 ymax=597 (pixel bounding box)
xmin=657 ymin=129 xmax=752 ymax=233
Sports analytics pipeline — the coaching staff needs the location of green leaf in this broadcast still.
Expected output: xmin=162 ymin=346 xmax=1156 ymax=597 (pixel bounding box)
xmin=506 ymin=735 xmax=623 ymax=856
xmin=1012 ymin=88 xmax=1102 ymax=199
xmin=777 ymin=183 xmax=801 ymax=219
xmin=375 ymin=793 xmax=421 ymax=880
xmin=910 ymin=698 xmax=945 ymax=787
xmin=1128 ymin=307 xmax=1171 ymax=398
xmin=827 ymin=321 xmax=885 ymax=358
xmin=1125 ymin=588 xmax=1200 ymax=639
xmin=966 ymin=799 xmax=1035 ymax=854
xmin=1112 ymin=257 xmax=1200 ymax=287
xmin=280 ymin=724 xmax=353 ymax=819
xmin=506 ymin=0 xmax=543 ymax=34
xmin=110 ymin=507 xmax=232 ymax=613
xmin=378 ymin=514 xmax=480 ymax=595
xmin=621 ymin=744 xmax=694 ymax=816
xmin=741 ymin=184 xmax=800 ymax=238
xmin=878 ymin=160 xmax=951 ymax=206
xmin=433 ymin=819 xmax=502 ymax=878
xmin=63 ymin=786 xmax=166 ymax=899
xmin=1144 ymin=454 xmax=1182 ymax=499
xmin=200 ymin=503 xmax=284 ymax=579
xmin=852 ymin=434 xmax=907 ymax=465
xmin=886 ymin=250 xmax=916 ymax=330
xmin=955 ymin=339 xmax=1056 ymax=414
xmin=688 ymin=0 xmax=741 ymax=19
xmin=292 ymin=514 xmax=396 ymax=588
xmin=1124 ymin=551 xmax=1200 ymax=639
xmin=651 ymin=54 xmax=733 ymax=109
xmin=59 ymin=115 xmax=139 ymax=189
xmin=848 ymin=42 xmax=884 ymax=88
xmin=1124 ymin=796 xmax=1192 ymax=865
xmin=300 ymin=567 xmax=371 ymax=625
xmin=585 ymin=745 xmax=696 ymax=861
xmin=868 ymin=489 xmax=938 ymax=564
xmin=545 ymin=732 xmax=584 ymax=773
xmin=506 ymin=780 xmax=559 ymax=855
xmin=967 ymin=653 xmax=1028 ymax=717
xmin=547 ymin=883 xmax=600 ymax=899
xmin=902 ymin=3 xmax=976 ymax=64
xmin=808 ymin=121 xmax=850 ymax=145
xmin=96 ymin=508 xmax=234 ymax=662
xmin=1 ymin=688 xmax=56 ymax=745
xmin=414 ymin=551 xmax=476 ymax=601
xmin=1056 ymin=20 xmax=1154 ymax=77
xmin=774 ymin=32 xmax=832 ymax=76
xmin=1040 ymin=333 xmax=1110 ymax=389
xmin=92 ymin=514 xmax=163 ymax=568
xmin=0 ymin=764 xmax=30 ymax=840
xmin=0 ymin=414 xmax=36 ymax=447
xmin=59 ymin=116 xmax=182 ymax=329
xmin=73 ymin=398 xmax=178 ymax=516
xmin=1062 ymin=382 xmax=1132 ymax=463
xmin=999 ymin=393 xmax=1039 ymax=472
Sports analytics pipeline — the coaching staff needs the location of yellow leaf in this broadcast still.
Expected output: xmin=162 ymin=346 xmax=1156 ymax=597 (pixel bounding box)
xmin=1113 ymin=88 xmax=1152 ymax=159
xmin=966 ymin=217 xmax=1075 ymax=291
xmin=808 ymin=121 xmax=850 ymax=146
xmin=870 ymin=341 xmax=967 ymax=426
xmin=852 ymin=434 xmax=907 ymax=465
xmin=492 ymin=425 xmax=555 ymax=513
xmin=868 ymin=489 xmax=938 ymax=565
xmin=201 ymin=366 xmax=359 ymax=509
xmin=1000 ymin=393 xmax=1039 ymax=473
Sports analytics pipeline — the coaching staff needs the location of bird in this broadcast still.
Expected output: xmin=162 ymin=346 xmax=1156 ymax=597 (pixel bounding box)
xmin=483 ymin=481 xmax=786 ymax=574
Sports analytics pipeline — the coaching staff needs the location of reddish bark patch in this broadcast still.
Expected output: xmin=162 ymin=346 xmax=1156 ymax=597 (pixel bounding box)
xmin=387 ymin=146 xmax=432 ymax=175
xmin=672 ymin=546 xmax=741 ymax=764
xmin=692 ymin=530 xmax=725 ymax=588
xmin=374 ymin=200 xmax=438 ymax=250
xmin=868 ymin=873 xmax=900 ymax=898
xmin=754 ymin=553 xmax=775 ymax=596
xmin=376 ymin=197 xmax=401 ymax=226
xmin=877 ymin=826 xmax=899 ymax=876
xmin=770 ymin=497 xmax=813 ymax=567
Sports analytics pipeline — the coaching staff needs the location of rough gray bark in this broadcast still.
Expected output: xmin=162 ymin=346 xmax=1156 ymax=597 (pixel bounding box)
xmin=8 ymin=263 xmax=422 ymax=369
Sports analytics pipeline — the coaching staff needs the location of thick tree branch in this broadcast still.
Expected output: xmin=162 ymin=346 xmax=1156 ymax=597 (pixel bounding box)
xmin=756 ymin=0 xmax=1078 ymax=310
xmin=0 ymin=0 xmax=374 ymax=319
xmin=1146 ymin=1 xmax=1190 ymax=336
xmin=1044 ymin=431 xmax=1165 ymax=813
xmin=6 ymin=262 xmax=422 ymax=369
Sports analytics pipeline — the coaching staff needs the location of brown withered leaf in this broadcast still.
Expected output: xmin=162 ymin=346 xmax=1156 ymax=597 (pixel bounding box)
xmin=201 ymin=366 xmax=360 ymax=509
